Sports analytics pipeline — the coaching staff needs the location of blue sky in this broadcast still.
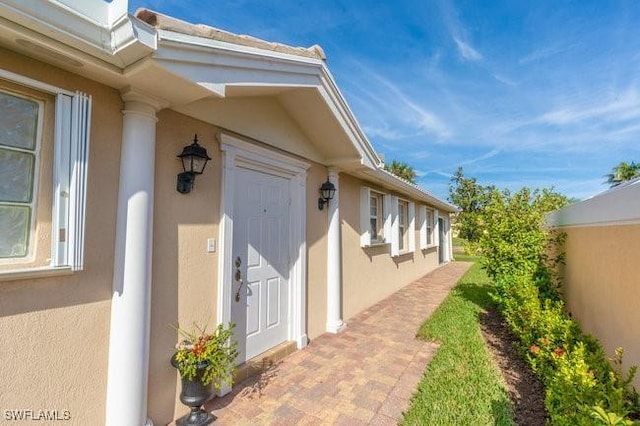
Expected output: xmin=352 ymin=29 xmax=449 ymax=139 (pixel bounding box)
xmin=129 ymin=0 xmax=640 ymax=201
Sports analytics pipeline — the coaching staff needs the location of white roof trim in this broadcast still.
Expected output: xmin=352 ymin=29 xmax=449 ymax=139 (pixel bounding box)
xmin=547 ymin=178 xmax=640 ymax=227
xmin=361 ymin=168 xmax=457 ymax=213
xmin=0 ymin=1 xmax=156 ymax=67
xmin=153 ymin=29 xmax=381 ymax=169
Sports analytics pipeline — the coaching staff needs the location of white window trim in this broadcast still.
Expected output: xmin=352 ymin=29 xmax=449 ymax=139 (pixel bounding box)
xmin=408 ymin=201 xmax=415 ymax=252
xmin=0 ymin=69 xmax=91 ymax=279
xmin=418 ymin=205 xmax=427 ymax=250
xmin=390 ymin=196 xmax=399 ymax=256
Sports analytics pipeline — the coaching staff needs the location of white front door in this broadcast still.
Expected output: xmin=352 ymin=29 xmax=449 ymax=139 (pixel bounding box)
xmin=231 ymin=167 xmax=290 ymax=362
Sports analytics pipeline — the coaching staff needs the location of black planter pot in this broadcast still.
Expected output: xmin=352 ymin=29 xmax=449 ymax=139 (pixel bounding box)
xmin=171 ymin=354 xmax=215 ymax=426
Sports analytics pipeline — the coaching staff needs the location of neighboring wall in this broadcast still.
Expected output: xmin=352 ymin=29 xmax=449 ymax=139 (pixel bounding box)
xmin=0 ymin=48 xmax=122 ymax=424
xmin=548 ymin=181 xmax=640 ymax=388
xmin=559 ymin=225 xmax=640 ymax=388
xmin=339 ymin=174 xmax=441 ymax=320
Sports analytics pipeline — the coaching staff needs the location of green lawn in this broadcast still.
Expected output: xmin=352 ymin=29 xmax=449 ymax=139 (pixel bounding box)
xmin=402 ymin=261 xmax=514 ymax=426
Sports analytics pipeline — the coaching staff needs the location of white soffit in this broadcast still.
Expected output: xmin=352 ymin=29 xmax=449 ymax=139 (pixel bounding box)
xmin=0 ymin=1 xmax=156 ymax=68
xmin=547 ymin=179 xmax=640 ymax=227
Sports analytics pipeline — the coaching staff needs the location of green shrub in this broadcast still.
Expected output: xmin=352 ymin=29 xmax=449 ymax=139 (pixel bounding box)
xmin=477 ymin=185 xmax=639 ymax=424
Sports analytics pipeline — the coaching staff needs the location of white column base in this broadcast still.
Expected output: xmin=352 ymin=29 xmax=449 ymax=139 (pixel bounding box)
xmin=326 ymin=320 xmax=347 ymax=334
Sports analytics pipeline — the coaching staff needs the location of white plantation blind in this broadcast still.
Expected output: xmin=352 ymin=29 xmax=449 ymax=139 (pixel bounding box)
xmin=360 ymin=186 xmax=371 ymax=247
xmin=53 ymin=91 xmax=92 ymax=271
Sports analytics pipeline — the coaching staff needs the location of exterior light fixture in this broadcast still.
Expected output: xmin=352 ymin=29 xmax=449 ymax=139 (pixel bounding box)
xmin=318 ymin=178 xmax=336 ymax=210
xmin=177 ymin=134 xmax=211 ymax=194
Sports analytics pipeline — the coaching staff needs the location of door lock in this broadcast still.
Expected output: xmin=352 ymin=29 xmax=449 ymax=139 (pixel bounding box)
xmin=234 ymin=256 xmax=243 ymax=302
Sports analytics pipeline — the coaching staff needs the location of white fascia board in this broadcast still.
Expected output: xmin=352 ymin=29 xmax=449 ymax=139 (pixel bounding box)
xmin=157 ymin=30 xmax=325 ymax=69
xmin=547 ymin=179 xmax=640 ymax=227
xmin=360 ymin=168 xmax=458 ymax=213
xmin=318 ymin=66 xmax=381 ymax=169
xmin=0 ymin=1 xmax=156 ymax=67
xmin=153 ymin=34 xmax=323 ymax=94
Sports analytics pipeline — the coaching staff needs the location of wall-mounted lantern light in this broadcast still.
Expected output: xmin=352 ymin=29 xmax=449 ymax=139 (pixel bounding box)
xmin=318 ymin=178 xmax=336 ymax=210
xmin=177 ymin=134 xmax=211 ymax=194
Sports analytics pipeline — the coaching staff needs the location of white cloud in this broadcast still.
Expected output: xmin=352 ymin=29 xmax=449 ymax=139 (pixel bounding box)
xmin=518 ymin=44 xmax=576 ymax=65
xmin=346 ymin=63 xmax=452 ymax=139
xmin=453 ymin=37 xmax=483 ymax=61
xmin=539 ymin=88 xmax=640 ymax=125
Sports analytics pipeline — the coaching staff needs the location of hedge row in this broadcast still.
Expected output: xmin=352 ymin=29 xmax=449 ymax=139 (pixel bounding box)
xmin=475 ymin=187 xmax=639 ymax=425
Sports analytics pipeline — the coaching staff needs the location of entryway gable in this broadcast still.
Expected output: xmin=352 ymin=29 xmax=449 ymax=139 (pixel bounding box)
xmin=217 ymin=132 xmax=309 ymax=366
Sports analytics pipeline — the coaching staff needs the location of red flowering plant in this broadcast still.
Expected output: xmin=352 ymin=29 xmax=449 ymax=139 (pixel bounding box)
xmin=172 ymin=322 xmax=238 ymax=389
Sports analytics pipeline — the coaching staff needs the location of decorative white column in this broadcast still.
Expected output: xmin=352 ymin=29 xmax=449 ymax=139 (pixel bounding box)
xmin=105 ymin=89 xmax=163 ymax=426
xmin=326 ymin=168 xmax=345 ymax=333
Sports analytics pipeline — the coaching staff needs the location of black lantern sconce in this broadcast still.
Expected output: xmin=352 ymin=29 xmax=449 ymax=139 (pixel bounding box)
xmin=177 ymin=134 xmax=212 ymax=194
xmin=318 ymin=178 xmax=336 ymax=210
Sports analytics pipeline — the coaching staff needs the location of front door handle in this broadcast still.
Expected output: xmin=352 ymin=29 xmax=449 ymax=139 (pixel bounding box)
xmin=234 ymin=256 xmax=243 ymax=302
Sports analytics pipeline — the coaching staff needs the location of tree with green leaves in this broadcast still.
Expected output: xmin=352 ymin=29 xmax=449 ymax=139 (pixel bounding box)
xmin=384 ymin=159 xmax=417 ymax=184
xmin=447 ymin=167 xmax=494 ymax=243
xmin=605 ymin=161 xmax=640 ymax=187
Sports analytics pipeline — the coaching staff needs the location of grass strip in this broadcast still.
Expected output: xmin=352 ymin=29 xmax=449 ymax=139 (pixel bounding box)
xmin=402 ymin=261 xmax=515 ymax=426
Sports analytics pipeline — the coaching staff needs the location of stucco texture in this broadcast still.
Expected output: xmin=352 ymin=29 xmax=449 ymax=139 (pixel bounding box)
xmin=0 ymin=48 xmax=122 ymax=424
xmin=561 ymin=224 xmax=640 ymax=387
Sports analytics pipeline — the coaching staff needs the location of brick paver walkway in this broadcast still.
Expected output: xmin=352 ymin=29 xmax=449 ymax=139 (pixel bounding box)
xmin=204 ymin=262 xmax=472 ymax=425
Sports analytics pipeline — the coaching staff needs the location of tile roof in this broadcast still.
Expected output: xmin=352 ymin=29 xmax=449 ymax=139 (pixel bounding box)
xmin=135 ymin=9 xmax=326 ymax=60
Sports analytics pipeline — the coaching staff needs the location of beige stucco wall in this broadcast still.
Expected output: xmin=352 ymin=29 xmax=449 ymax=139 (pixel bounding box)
xmin=561 ymin=224 xmax=640 ymax=387
xmin=0 ymin=48 xmax=122 ymax=424
xmin=339 ymin=174 xmax=441 ymax=321
xmin=306 ymin=163 xmax=329 ymax=340
xmin=146 ymin=110 xmax=223 ymax=423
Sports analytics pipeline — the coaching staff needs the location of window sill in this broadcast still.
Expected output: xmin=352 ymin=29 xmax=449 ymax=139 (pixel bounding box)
xmin=0 ymin=266 xmax=74 ymax=282
xmin=363 ymin=241 xmax=390 ymax=248
xmin=421 ymin=244 xmax=438 ymax=250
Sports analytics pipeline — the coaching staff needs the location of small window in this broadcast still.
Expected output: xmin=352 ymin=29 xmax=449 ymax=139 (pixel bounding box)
xmin=0 ymin=70 xmax=91 ymax=274
xmin=369 ymin=192 xmax=384 ymax=243
xmin=361 ymin=187 xmax=391 ymax=247
xmin=426 ymin=209 xmax=433 ymax=245
xmin=0 ymin=90 xmax=42 ymax=259
xmin=398 ymin=200 xmax=408 ymax=251
xmin=390 ymin=198 xmax=415 ymax=256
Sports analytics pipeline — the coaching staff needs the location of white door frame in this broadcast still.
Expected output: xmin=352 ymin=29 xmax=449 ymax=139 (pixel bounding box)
xmin=217 ymin=132 xmax=310 ymax=357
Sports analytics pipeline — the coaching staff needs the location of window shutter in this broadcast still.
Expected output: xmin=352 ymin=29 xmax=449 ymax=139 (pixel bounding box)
xmin=418 ymin=205 xmax=427 ymax=250
xmin=360 ymin=187 xmax=371 ymax=247
xmin=68 ymin=92 xmax=91 ymax=271
xmin=53 ymin=92 xmax=92 ymax=271
xmin=408 ymin=201 xmax=415 ymax=252
xmin=434 ymin=210 xmax=440 ymax=247
xmin=383 ymin=193 xmax=392 ymax=244
xmin=390 ymin=196 xmax=399 ymax=257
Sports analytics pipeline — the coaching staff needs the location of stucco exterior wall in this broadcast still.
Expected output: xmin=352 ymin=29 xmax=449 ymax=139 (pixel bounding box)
xmin=146 ymin=110 xmax=222 ymax=423
xmin=561 ymin=224 xmax=640 ymax=387
xmin=339 ymin=174 xmax=441 ymax=321
xmin=0 ymin=48 xmax=122 ymax=425
xmin=306 ymin=164 xmax=329 ymax=340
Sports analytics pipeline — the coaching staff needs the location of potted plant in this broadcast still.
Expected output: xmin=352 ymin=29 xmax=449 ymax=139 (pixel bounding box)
xmin=171 ymin=322 xmax=238 ymax=426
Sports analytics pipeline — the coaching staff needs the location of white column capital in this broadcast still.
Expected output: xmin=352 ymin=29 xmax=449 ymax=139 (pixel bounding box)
xmin=327 ymin=167 xmax=340 ymax=179
xmin=120 ymin=86 xmax=169 ymax=114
